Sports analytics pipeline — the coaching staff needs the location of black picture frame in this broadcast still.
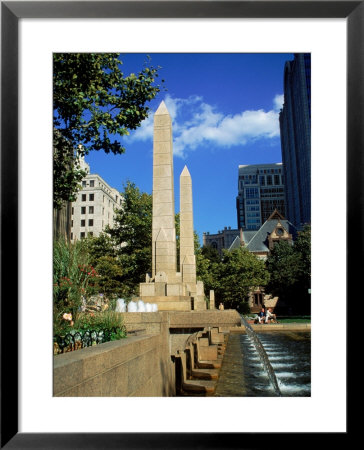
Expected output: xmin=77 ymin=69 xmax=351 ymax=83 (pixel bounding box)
xmin=1 ymin=1 xmax=356 ymax=448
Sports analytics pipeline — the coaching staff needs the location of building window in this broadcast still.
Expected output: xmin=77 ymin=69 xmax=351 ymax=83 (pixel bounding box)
xmin=88 ymin=219 xmax=93 ymax=226
xmin=72 ymin=207 xmax=74 ymax=215
xmin=267 ymin=175 xmax=272 ymax=185
xmin=81 ymin=219 xmax=85 ymax=227
xmin=90 ymin=180 xmax=94 ymax=187
xmin=80 ymin=232 xmax=85 ymax=239
xmin=245 ymin=187 xmax=259 ymax=199
xmin=81 ymin=207 xmax=86 ymax=214
xmin=71 ymin=220 xmax=73 ymax=227
xmin=89 ymin=194 xmax=94 ymax=201
xmin=274 ymin=175 xmax=280 ymax=185
xmin=82 ymin=194 xmax=86 ymax=201
xmin=260 ymin=176 xmax=265 ymax=185
xmin=71 ymin=232 xmax=73 ymax=240
xmin=89 ymin=206 xmax=94 ymax=214
xmin=82 ymin=180 xmax=86 ymax=187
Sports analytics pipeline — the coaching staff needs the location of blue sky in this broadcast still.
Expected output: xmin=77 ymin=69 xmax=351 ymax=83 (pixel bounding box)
xmin=84 ymin=53 xmax=293 ymax=243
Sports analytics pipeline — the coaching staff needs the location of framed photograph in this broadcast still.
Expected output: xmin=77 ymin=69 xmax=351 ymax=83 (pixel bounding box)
xmin=1 ymin=1 xmax=357 ymax=448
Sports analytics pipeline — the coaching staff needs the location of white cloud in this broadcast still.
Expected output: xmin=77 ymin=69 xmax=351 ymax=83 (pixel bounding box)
xmin=273 ymin=94 xmax=284 ymax=111
xmin=127 ymin=94 xmax=283 ymax=157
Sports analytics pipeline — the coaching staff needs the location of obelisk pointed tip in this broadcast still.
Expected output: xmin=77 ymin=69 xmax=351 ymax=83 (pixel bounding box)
xmin=181 ymin=165 xmax=191 ymax=177
xmin=155 ymin=100 xmax=170 ymax=116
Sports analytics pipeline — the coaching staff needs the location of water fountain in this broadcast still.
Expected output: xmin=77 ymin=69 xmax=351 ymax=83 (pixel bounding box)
xmin=117 ymin=299 xmax=158 ymax=312
xmin=240 ymin=316 xmax=282 ymax=396
xmin=115 ymin=298 xmax=126 ymax=312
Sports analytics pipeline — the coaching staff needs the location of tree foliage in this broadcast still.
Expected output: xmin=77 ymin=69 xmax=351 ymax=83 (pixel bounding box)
xmin=217 ymin=248 xmax=269 ymax=313
xmin=196 ymin=245 xmax=221 ymax=297
xmin=86 ymin=181 xmax=152 ymax=298
xmin=53 ymin=53 xmax=162 ymax=208
xmin=266 ymin=225 xmax=311 ymax=313
xmin=196 ymin=246 xmax=269 ymax=313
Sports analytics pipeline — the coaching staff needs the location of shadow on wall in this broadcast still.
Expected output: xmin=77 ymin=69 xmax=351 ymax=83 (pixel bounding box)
xmin=172 ymin=355 xmax=182 ymax=395
xmin=159 ymin=357 xmax=176 ymax=397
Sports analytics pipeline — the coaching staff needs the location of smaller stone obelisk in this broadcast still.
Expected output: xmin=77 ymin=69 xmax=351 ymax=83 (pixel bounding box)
xmin=179 ymin=166 xmax=196 ymax=291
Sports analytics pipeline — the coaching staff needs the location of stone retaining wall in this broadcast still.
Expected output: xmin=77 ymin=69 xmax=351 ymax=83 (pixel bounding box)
xmin=54 ymin=333 xmax=175 ymax=397
xmin=53 ymin=310 xmax=243 ymax=397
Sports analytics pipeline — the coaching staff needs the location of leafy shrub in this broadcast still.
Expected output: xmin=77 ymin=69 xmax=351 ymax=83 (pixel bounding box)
xmin=53 ymin=238 xmax=98 ymax=333
xmin=74 ymin=311 xmax=126 ymax=334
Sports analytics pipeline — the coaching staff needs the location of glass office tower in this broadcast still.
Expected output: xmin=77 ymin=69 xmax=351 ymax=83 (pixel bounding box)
xmin=236 ymin=163 xmax=286 ymax=230
xmin=279 ymin=53 xmax=311 ymax=228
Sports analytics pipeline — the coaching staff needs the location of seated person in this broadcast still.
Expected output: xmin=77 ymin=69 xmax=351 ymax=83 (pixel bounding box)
xmin=265 ymin=307 xmax=277 ymax=323
xmin=257 ymin=307 xmax=266 ymax=324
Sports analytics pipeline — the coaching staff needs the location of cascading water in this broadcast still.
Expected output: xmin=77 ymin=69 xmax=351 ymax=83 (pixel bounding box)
xmin=240 ymin=316 xmax=282 ymax=397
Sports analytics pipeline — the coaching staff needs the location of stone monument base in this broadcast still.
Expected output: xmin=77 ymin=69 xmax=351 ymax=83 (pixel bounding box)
xmin=139 ymin=271 xmax=207 ymax=311
xmin=135 ymin=295 xmax=207 ymax=312
xmin=193 ymin=298 xmax=207 ymax=311
xmin=137 ymin=295 xmax=192 ymax=311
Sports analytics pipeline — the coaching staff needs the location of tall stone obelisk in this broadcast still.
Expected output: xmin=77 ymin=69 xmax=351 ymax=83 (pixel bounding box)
xmin=139 ymin=101 xmax=206 ymax=311
xmin=152 ymin=101 xmax=177 ymax=281
xmin=180 ymin=166 xmax=196 ymax=289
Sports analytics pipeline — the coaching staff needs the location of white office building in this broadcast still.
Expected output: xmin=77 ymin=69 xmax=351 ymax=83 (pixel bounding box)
xmin=71 ymin=158 xmax=123 ymax=241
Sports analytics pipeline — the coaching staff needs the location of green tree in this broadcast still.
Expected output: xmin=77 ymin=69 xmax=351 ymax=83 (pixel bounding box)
xmin=87 ymin=181 xmax=153 ymax=298
xmin=53 ymin=53 xmax=162 ymax=209
xmin=266 ymin=225 xmax=311 ymax=314
xmin=216 ymin=248 xmax=269 ymax=313
xmin=84 ymin=233 xmax=124 ymax=298
xmin=86 ymin=232 xmax=116 ymax=263
xmin=200 ymin=245 xmax=221 ymax=264
xmin=195 ymin=245 xmax=221 ymax=299
xmin=93 ymin=255 xmax=125 ymax=299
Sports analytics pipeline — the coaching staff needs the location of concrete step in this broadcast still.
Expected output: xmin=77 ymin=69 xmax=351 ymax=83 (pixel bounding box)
xmin=190 ymin=368 xmax=219 ymax=380
xmin=182 ymin=379 xmax=216 ymax=394
xmin=196 ymin=360 xmax=222 ymax=369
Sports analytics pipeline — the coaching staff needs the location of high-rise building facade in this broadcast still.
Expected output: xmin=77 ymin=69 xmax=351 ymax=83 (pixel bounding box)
xmin=279 ymin=53 xmax=311 ymax=228
xmin=236 ymin=163 xmax=286 ymax=230
xmin=71 ymin=159 xmax=123 ymax=241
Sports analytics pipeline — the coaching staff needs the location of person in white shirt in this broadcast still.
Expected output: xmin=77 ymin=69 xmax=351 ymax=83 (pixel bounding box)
xmin=265 ymin=307 xmax=277 ymax=323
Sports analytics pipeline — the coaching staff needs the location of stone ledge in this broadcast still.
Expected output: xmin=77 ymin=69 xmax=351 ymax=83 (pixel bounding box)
xmin=230 ymin=323 xmax=311 ymax=333
xmin=168 ymin=310 xmax=242 ymax=328
xmin=53 ymin=334 xmax=161 ymax=396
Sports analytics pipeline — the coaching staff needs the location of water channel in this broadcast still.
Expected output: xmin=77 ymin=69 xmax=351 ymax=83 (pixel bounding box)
xmin=214 ymin=331 xmax=311 ymax=397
